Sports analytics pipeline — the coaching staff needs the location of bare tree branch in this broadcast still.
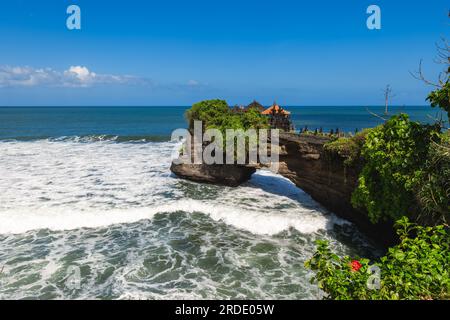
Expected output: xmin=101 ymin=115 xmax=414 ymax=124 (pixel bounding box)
xmin=383 ymin=84 xmax=396 ymax=114
xmin=410 ymin=59 xmax=442 ymax=88
xmin=366 ymin=107 xmax=388 ymax=121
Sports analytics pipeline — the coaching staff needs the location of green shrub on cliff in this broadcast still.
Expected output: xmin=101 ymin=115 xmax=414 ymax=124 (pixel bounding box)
xmin=428 ymin=82 xmax=450 ymax=122
xmin=305 ymin=217 xmax=450 ymax=300
xmin=242 ymin=106 xmax=269 ymax=130
xmin=185 ymin=99 xmax=230 ymax=131
xmin=324 ymin=129 xmax=369 ymax=166
xmin=185 ymin=99 xmax=268 ymax=133
xmin=351 ymin=114 xmax=441 ymax=223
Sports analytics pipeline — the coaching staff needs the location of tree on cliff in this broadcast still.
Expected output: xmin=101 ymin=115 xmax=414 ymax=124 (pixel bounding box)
xmin=185 ymin=99 xmax=268 ymax=132
xmin=185 ymin=99 xmax=229 ymax=131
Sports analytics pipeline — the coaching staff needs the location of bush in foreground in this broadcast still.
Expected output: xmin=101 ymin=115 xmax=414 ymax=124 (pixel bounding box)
xmin=305 ymin=217 xmax=449 ymax=300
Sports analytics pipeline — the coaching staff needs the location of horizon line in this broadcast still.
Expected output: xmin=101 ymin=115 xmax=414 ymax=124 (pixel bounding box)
xmin=0 ymin=105 xmax=432 ymax=108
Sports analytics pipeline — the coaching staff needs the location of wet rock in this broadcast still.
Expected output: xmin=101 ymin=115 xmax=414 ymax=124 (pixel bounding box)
xmin=170 ymin=162 xmax=256 ymax=187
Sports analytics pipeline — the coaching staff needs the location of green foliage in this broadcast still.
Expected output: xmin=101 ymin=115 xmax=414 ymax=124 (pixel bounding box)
xmin=427 ymin=78 xmax=450 ymax=122
xmin=305 ymin=218 xmax=450 ymax=300
xmin=351 ymin=114 xmax=441 ymax=223
xmin=242 ymin=106 xmax=269 ymax=130
xmin=185 ymin=99 xmax=230 ymax=131
xmin=324 ymin=130 xmax=369 ymax=166
xmin=417 ymin=133 xmax=450 ymax=224
xmin=184 ymin=100 xmax=269 ymax=161
xmin=185 ymin=99 xmax=268 ymax=133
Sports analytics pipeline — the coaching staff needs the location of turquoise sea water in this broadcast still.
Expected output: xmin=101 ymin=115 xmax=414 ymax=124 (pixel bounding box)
xmin=0 ymin=106 xmax=438 ymax=299
xmin=0 ymin=105 xmax=439 ymax=141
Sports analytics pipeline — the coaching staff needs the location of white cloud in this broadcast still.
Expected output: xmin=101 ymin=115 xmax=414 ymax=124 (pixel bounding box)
xmin=187 ymin=79 xmax=199 ymax=86
xmin=66 ymin=66 xmax=93 ymax=81
xmin=0 ymin=65 xmax=150 ymax=88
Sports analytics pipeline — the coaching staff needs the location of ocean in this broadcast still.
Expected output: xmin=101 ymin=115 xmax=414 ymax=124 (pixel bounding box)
xmin=0 ymin=106 xmax=438 ymax=299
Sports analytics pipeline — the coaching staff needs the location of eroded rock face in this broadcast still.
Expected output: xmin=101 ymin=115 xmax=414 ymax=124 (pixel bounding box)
xmin=170 ymin=162 xmax=256 ymax=187
xmin=278 ymin=133 xmax=358 ymax=222
xmin=277 ymin=133 xmax=395 ymax=246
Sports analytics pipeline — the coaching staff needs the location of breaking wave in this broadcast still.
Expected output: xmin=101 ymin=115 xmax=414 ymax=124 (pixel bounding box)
xmin=1 ymin=134 xmax=171 ymax=143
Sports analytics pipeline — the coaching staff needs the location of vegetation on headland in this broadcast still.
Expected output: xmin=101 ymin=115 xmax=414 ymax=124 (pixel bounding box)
xmin=324 ymin=115 xmax=449 ymax=224
xmin=185 ymin=99 xmax=269 ymax=134
xmin=183 ymin=100 xmax=270 ymax=160
xmin=352 ymin=114 xmax=444 ymax=224
xmin=323 ymin=129 xmax=369 ymax=166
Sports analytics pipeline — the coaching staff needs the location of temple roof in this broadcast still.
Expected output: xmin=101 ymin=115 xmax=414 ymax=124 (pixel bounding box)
xmin=261 ymin=104 xmax=291 ymax=115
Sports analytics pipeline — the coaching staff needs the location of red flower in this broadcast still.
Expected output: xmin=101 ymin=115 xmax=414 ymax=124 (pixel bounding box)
xmin=350 ymin=260 xmax=362 ymax=272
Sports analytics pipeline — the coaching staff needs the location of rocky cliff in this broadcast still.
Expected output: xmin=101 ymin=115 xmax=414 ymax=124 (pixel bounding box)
xmin=277 ymin=133 xmax=395 ymax=246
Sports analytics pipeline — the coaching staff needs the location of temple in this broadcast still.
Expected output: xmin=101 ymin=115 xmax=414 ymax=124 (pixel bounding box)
xmin=261 ymin=102 xmax=295 ymax=132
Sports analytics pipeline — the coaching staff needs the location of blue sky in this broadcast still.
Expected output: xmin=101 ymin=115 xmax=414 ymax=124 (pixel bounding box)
xmin=0 ymin=0 xmax=448 ymax=106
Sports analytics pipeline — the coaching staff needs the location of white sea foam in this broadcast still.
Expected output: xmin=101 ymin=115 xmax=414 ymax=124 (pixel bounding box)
xmin=0 ymin=140 xmax=346 ymax=236
xmin=0 ymin=198 xmax=338 ymax=235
